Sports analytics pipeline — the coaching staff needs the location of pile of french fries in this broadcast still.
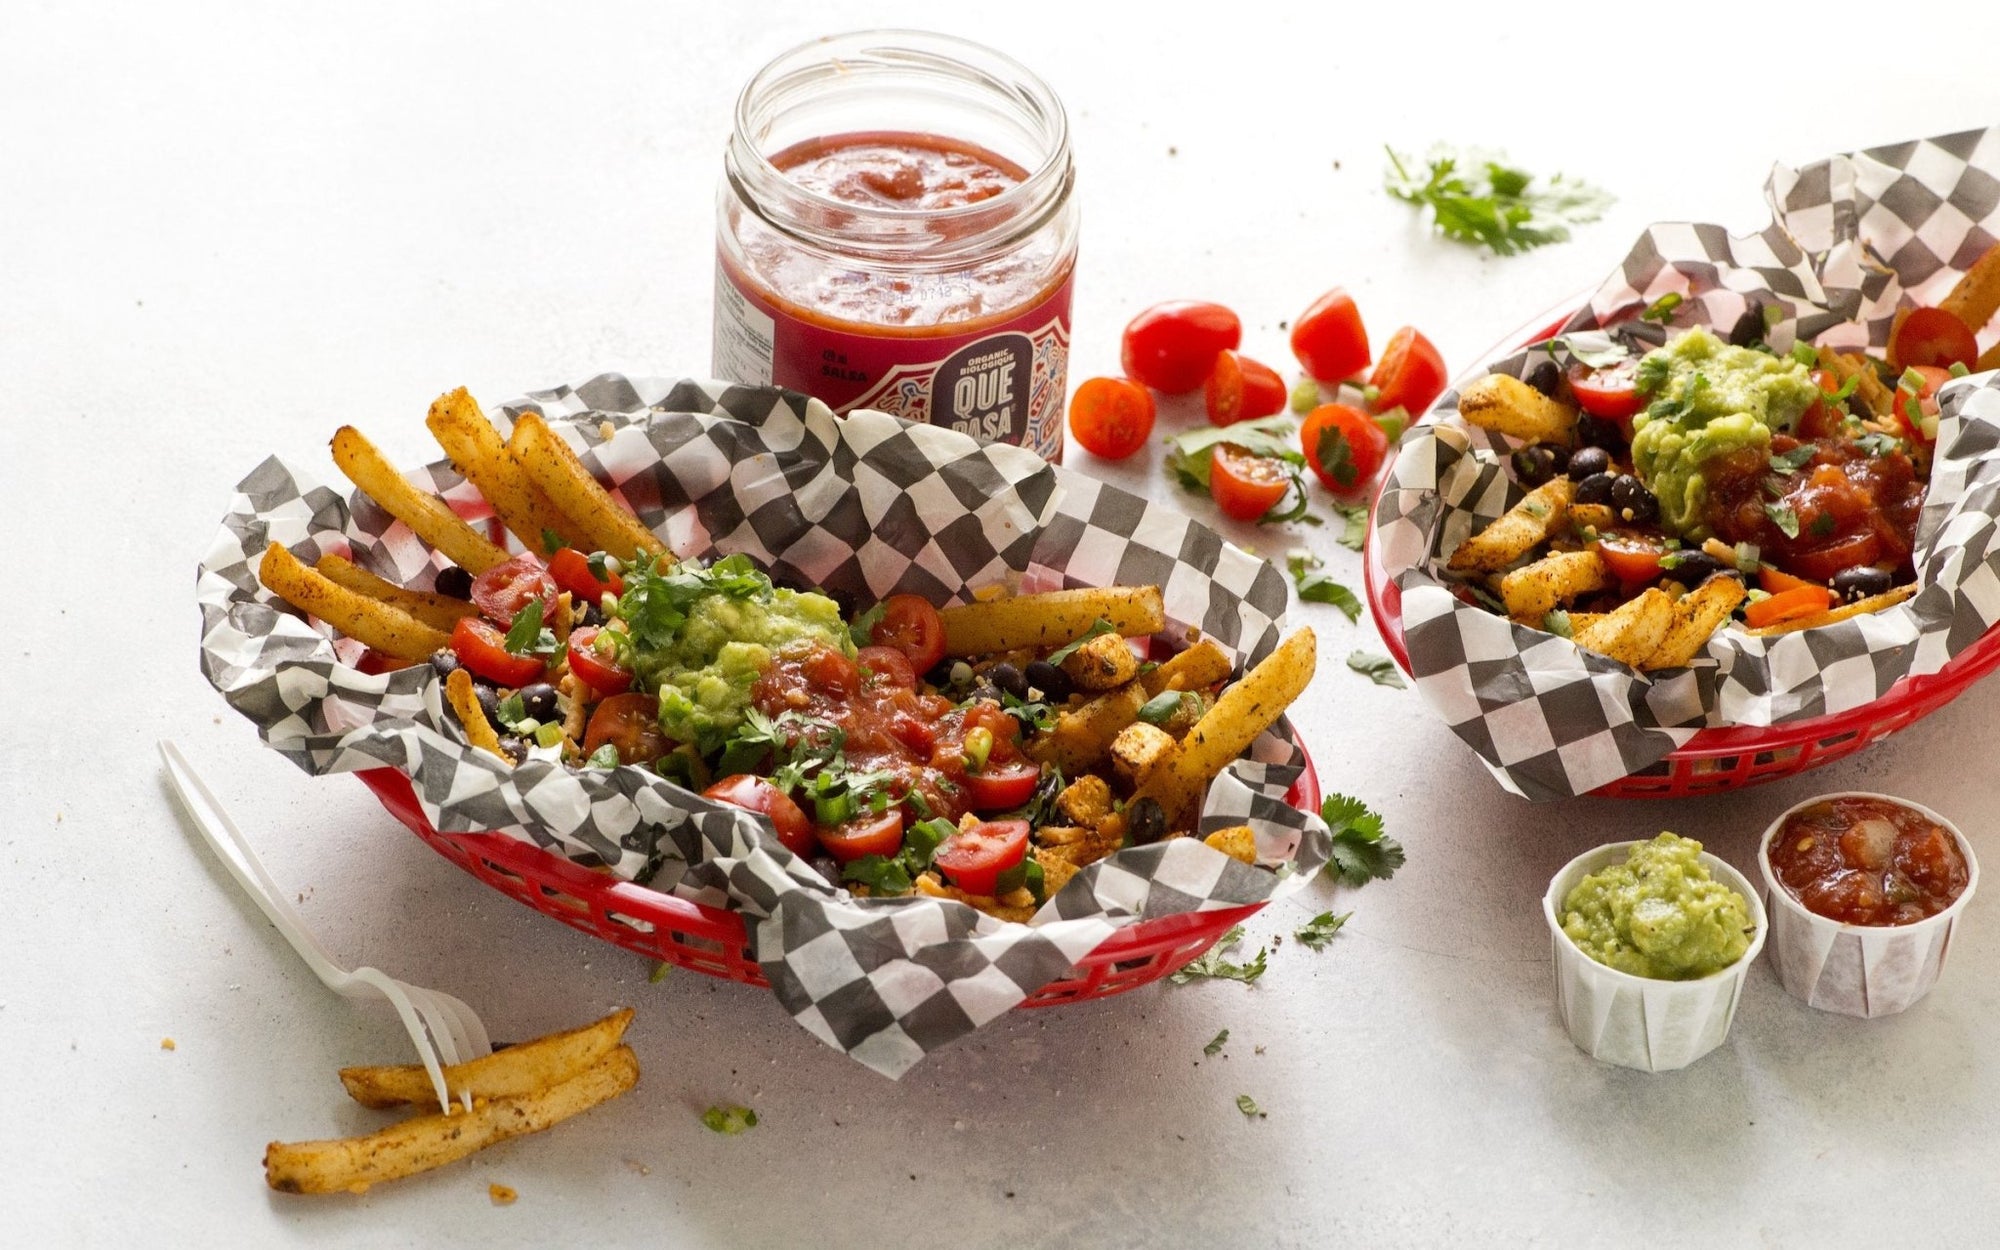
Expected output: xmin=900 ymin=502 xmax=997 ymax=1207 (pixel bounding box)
xmin=266 ymin=1009 xmax=638 ymax=1195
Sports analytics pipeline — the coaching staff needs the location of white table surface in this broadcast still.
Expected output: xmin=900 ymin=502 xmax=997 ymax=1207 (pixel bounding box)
xmin=8 ymin=2 xmax=2000 ymax=1245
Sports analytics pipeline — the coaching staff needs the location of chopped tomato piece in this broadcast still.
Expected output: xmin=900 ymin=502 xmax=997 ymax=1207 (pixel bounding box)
xmin=448 ymin=616 xmax=546 ymax=687
xmin=703 ymin=775 xmax=816 ymax=858
xmin=961 ymin=757 xmax=1041 ymax=811
xmin=1593 ymin=532 xmax=1668 ymax=585
xmin=1785 ymin=532 xmax=1883 ymax=583
xmin=1757 ymin=565 xmax=1821 ymax=595
xmin=856 ymin=645 xmax=916 ymax=690
xmin=1203 ymin=350 xmax=1288 ymax=426
xmin=818 ymin=810 xmax=905 ymax=864
xmin=547 ymin=547 xmax=623 ymax=604
xmin=1209 ymin=444 xmax=1292 ymax=520
xmin=1566 ymin=358 xmax=1645 ymax=422
xmin=933 ymin=819 xmax=1030 ymax=896
xmin=470 ymin=552 xmax=557 ymax=627
xmin=1891 ymin=306 xmax=1979 ymax=370
xmin=581 ymin=692 xmax=668 ymax=766
xmin=1120 ymin=301 xmax=1243 ymax=394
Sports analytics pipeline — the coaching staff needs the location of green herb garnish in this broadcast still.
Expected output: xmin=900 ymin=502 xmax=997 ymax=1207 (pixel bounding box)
xmin=1346 ymin=649 xmax=1406 ymax=689
xmin=1169 ymin=925 xmax=1269 ymax=985
xmin=1641 ymin=293 xmax=1684 ymax=324
xmin=1764 ymin=501 xmax=1801 ymax=539
xmin=1293 ymin=911 xmax=1352 ymax=951
xmin=1333 ymin=503 xmax=1370 ymax=551
xmin=1320 ymin=794 xmax=1403 ymax=888
xmin=1204 ymin=1029 xmax=1229 ymax=1057
xmin=1384 ymin=144 xmax=1614 ymax=256
xmin=501 ymin=599 xmax=556 ymax=656
xmin=1236 ymin=1094 xmax=1266 ymax=1118
xmin=1287 ymin=553 xmax=1362 ymax=620
xmin=700 ymin=1105 xmax=758 ymax=1135
xmin=1045 ymin=619 xmax=1117 ymax=667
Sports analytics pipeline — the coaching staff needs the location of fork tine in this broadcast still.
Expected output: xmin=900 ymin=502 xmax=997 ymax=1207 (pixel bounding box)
xmin=403 ymin=988 xmax=480 ymax=1113
xmin=350 ymin=968 xmax=453 ymax=1112
xmin=431 ymin=989 xmax=494 ymax=1058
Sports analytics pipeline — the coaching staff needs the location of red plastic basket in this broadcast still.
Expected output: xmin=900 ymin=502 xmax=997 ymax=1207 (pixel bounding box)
xmin=1362 ymin=301 xmax=2000 ymax=799
xmin=355 ymin=745 xmax=1319 ymax=1005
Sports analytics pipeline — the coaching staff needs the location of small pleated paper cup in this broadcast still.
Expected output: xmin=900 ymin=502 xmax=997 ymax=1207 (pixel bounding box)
xmin=1757 ymin=792 xmax=1979 ymax=1019
xmin=1543 ymin=842 xmax=1767 ymax=1072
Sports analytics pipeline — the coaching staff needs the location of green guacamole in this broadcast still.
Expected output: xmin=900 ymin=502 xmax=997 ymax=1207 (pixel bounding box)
xmin=1560 ymin=832 xmax=1753 ymax=980
xmin=1630 ymin=327 xmax=1820 ymax=537
xmin=617 ymin=554 xmax=851 ymax=749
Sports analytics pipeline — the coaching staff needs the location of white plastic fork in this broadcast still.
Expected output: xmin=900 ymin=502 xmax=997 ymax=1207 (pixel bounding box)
xmin=158 ymin=741 xmax=492 ymax=1112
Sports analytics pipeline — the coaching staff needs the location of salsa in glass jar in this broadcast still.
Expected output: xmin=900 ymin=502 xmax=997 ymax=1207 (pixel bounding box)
xmin=1766 ymin=795 xmax=1970 ymax=926
xmin=714 ymin=31 xmax=1077 ymax=460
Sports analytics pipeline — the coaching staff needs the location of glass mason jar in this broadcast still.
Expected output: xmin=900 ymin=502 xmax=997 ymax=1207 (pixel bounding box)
xmin=713 ymin=30 xmax=1078 ymax=460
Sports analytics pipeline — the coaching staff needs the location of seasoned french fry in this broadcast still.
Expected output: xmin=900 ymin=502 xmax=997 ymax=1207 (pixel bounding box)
xmin=1136 ymin=627 xmax=1316 ymax=828
xmin=1940 ymin=241 xmax=2000 ymax=336
xmin=1028 ymin=683 xmax=1147 ymax=773
xmin=1978 ymin=340 xmax=2000 ymax=373
xmin=1643 ymin=576 xmax=1747 ymax=670
xmin=265 ymin=1045 xmax=640 ymax=1195
xmin=1448 ymin=478 xmax=1575 ymax=572
xmin=1819 ymin=348 xmax=1896 ymax=421
xmin=1569 ymin=502 xmax=1616 ymax=533
xmin=1456 ymin=373 xmax=1578 ymax=445
xmin=313 ymin=553 xmax=480 ymax=633
xmin=1744 ymin=583 xmax=1918 ymax=637
xmin=938 ymin=586 xmax=1166 ymax=656
xmin=1501 ymin=550 xmax=1607 ymax=623
xmin=1139 ymin=637 xmax=1233 ymax=697
xmin=508 ymin=412 xmax=664 ymax=562
xmin=330 ymin=426 xmax=511 ymax=574
xmin=339 ymin=1009 xmax=634 ymax=1110
xmin=1571 ymin=588 xmax=1674 ymax=667
xmin=258 ymin=542 xmax=450 ymax=662
xmin=427 ymin=388 xmax=594 ymax=553
xmin=444 ymin=668 xmax=509 ymax=763
xmin=1202 ymin=826 xmax=1258 ymax=866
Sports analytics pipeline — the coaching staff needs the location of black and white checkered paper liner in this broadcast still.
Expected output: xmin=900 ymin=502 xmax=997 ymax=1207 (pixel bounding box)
xmin=1373 ymin=125 xmax=2000 ymax=801
xmin=198 ymin=377 xmax=1331 ymax=1076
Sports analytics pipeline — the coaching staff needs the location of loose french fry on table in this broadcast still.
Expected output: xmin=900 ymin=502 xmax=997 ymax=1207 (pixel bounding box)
xmin=1447 ymin=478 xmax=1575 ymax=572
xmin=426 ymin=387 xmax=594 ymax=553
xmin=937 ymin=586 xmax=1166 ymax=656
xmin=330 ymin=425 xmax=512 ymax=575
xmin=339 ymin=1009 xmax=635 ymax=1110
xmin=507 ymin=412 xmax=665 ymax=562
xmin=312 ymin=553 xmax=481 ymax=633
xmin=1456 ymin=374 xmax=1579 ymax=445
xmin=265 ymin=1045 xmax=640 ymax=1195
xmin=1643 ymin=576 xmax=1747 ymax=670
xmin=258 ymin=543 xmax=451 ymax=662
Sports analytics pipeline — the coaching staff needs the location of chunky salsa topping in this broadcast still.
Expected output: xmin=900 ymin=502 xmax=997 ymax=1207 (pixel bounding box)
xmin=1767 ymin=797 xmax=1969 ymax=926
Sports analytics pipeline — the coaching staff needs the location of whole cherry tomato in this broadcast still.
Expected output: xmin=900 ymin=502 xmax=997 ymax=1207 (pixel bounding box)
xmin=1368 ymin=327 xmax=1448 ymax=417
xmin=1203 ymin=350 xmax=1288 ymax=426
xmin=1289 ymin=288 xmax=1370 ymax=381
xmin=1299 ymin=403 xmax=1389 ymax=498
xmin=1208 ymin=444 xmax=1292 ymax=521
xmin=1068 ymin=376 xmax=1156 ymax=459
xmin=1120 ymin=301 xmax=1243 ymax=393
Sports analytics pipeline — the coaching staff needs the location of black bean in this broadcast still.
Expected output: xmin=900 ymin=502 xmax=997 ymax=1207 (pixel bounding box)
xmin=1729 ymin=303 xmax=1768 ymax=348
xmin=926 ymin=661 xmax=960 ymax=689
xmin=969 ymin=682 xmax=1003 ymax=706
xmin=988 ymin=662 xmax=1028 ymax=699
xmin=1610 ymin=475 xmax=1659 ymax=525
xmin=1575 ymin=414 xmax=1625 ymax=451
xmin=1833 ymin=566 xmax=1893 ymax=602
xmin=474 ymin=682 xmax=501 ymax=726
xmin=1024 ymin=659 xmax=1071 ymax=701
xmin=1567 ymin=446 xmax=1612 ymax=481
xmin=1574 ymin=472 xmax=1616 ymax=506
xmin=434 ymin=566 xmax=473 ymax=599
xmin=519 ymin=682 xmax=559 ymax=723
xmin=1511 ymin=444 xmax=1562 ymax=488
xmin=1525 ymin=360 xmax=1562 ymax=397
xmin=495 ymin=734 xmax=528 ymax=765
xmin=1665 ymin=551 xmax=1728 ymax=584
xmin=1127 ymin=797 xmax=1167 ymax=845
xmin=428 ymin=649 xmax=462 ymax=679
xmin=577 ymin=599 xmax=607 ymax=628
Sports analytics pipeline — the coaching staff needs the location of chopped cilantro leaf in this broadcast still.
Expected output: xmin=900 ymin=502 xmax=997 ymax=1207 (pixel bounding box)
xmin=1315 ymin=423 xmax=1359 ymax=490
xmin=1855 ymin=432 xmax=1901 ymax=457
xmin=1384 ymin=144 xmax=1613 ymax=256
xmin=1293 ymin=911 xmax=1351 ymax=951
xmin=1288 ymin=553 xmax=1362 ymax=620
xmin=1640 ymin=292 xmax=1683 ymax=324
xmin=1333 ymin=503 xmax=1370 ymax=551
xmin=700 ymin=1105 xmax=758 ymax=1135
xmin=842 ymin=855 xmax=914 ymax=897
xmin=1204 ymin=1029 xmax=1229 ymax=1057
xmin=1236 ymin=1094 xmax=1265 ymax=1118
xmin=501 ymin=599 xmax=555 ymax=656
xmin=1320 ymin=793 xmax=1403 ymax=888
xmin=541 ymin=528 xmax=565 ymax=555
xmin=1764 ymin=501 xmax=1801 ymax=539
xmin=1046 ymin=619 xmax=1117 ymax=666
xmin=1768 ymin=445 xmax=1816 ymax=475
xmin=1346 ymin=649 xmax=1406 ymax=689
xmin=1543 ymin=608 xmax=1573 ymax=639
xmin=1169 ymin=925 xmax=1269 ymax=984
xmin=848 ymin=602 xmax=887 ymax=650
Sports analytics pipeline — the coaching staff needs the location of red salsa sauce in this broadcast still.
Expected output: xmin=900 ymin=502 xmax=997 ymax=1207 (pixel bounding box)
xmin=1768 ymin=796 xmax=1968 ymax=926
xmin=774 ymin=131 xmax=1024 ymax=212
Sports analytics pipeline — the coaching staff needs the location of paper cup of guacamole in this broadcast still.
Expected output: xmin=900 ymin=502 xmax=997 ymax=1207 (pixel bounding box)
xmin=1543 ymin=834 xmax=1767 ymax=1072
xmin=1757 ymin=792 xmax=1979 ymax=1018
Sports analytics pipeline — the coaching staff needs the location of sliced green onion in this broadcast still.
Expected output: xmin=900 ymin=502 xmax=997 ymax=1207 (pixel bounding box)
xmin=1289 ymin=378 xmax=1320 ymax=414
xmin=815 ymin=790 xmax=854 ymax=827
xmin=1789 ymin=341 xmax=1817 ymax=368
xmin=533 ymin=722 xmax=565 ymax=749
xmin=962 ymin=726 xmax=994 ymax=772
xmin=1950 ymin=361 xmax=1972 ymax=378
xmin=1898 ymin=366 xmax=1927 ymax=394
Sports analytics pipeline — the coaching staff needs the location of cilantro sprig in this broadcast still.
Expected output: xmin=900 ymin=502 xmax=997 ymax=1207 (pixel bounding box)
xmin=1169 ymin=925 xmax=1269 ymax=985
xmin=1385 ymin=145 xmax=1613 ymax=256
xmin=1164 ymin=415 xmax=1315 ymax=525
xmin=1320 ymin=794 xmax=1403 ymax=888
xmin=1293 ymin=911 xmax=1352 ymax=951
xmin=1288 ymin=553 xmax=1361 ymax=621
xmin=1346 ymin=649 xmax=1406 ymax=689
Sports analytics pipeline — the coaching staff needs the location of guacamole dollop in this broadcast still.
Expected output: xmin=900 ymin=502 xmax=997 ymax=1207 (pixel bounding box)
xmin=1560 ymin=832 xmax=1753 ymax=980
xmin=1630 ymin=327 xmax=1820 ymax=537
xmin=617 ymin=554 xmax=851 ymax=749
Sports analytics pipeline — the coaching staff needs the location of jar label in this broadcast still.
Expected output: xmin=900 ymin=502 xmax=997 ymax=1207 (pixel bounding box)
xmin=712 ymin=260 xmax=1071 ymax=460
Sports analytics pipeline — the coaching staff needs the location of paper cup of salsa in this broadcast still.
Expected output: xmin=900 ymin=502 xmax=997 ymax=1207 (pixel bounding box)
xmin=1542 ymin=834 xmax=1767 ymax=1072
xmin=1757 ymin=793 xmax=1978 ymax=1018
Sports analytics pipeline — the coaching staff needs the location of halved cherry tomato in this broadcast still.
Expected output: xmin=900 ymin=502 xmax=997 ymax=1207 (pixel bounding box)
xmin=581 ymin=692 xmax=667 ymax=766
xmin=1209 ymin=444 xmax=1292 ymax=520
xmin=1120 ymin=301 xmax=1243 ymax=393
xmin=566 ymin=625 xmax=632 ymax=696
xmin=1593 ymin=531 xmax=1668 ymax=585
xmin=1786 ymin=532 xmax=1883 ymax=583
xmin=1290 ymin=288 xmax=1370 ymax=381
xmin=1203 ymin=351 xmax=1288 ymax=426
xmin=547 ymin=546 xmax=623 ymax=604
xmin=870 ymin=594 xmax=947 ymax=675
xmin=1891 ymin=306 xmax=1979 ymax=370
xmin=1744 ymin=583 xmax=1835 ymax=629
xmin=470 ymin=552 xmax=557 ymax=627
xmin=1299 ymin=403 xmax=1389 ymax=498
xmin=703 ymin=775 xmax=816 ymax=858
xmin=933 ymin=819 xmax=1030 ymax=896
xmin=1368 ymin=327 xmax=1448 ymax=417
xmin=818 ymin=809 xmax=906 ymax=864
xmin=1068 ymin=376 xmax=1157 ymax=459
xmin=961 ymin=757 xmax=1041 ymax=811
xmin=448 ymin=615 xmax=546 ymax=686
xmin=1566 ymin=358 xmax=1646 ymax=421
xmin=856 ymin=645 xmax=916 ymax=690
